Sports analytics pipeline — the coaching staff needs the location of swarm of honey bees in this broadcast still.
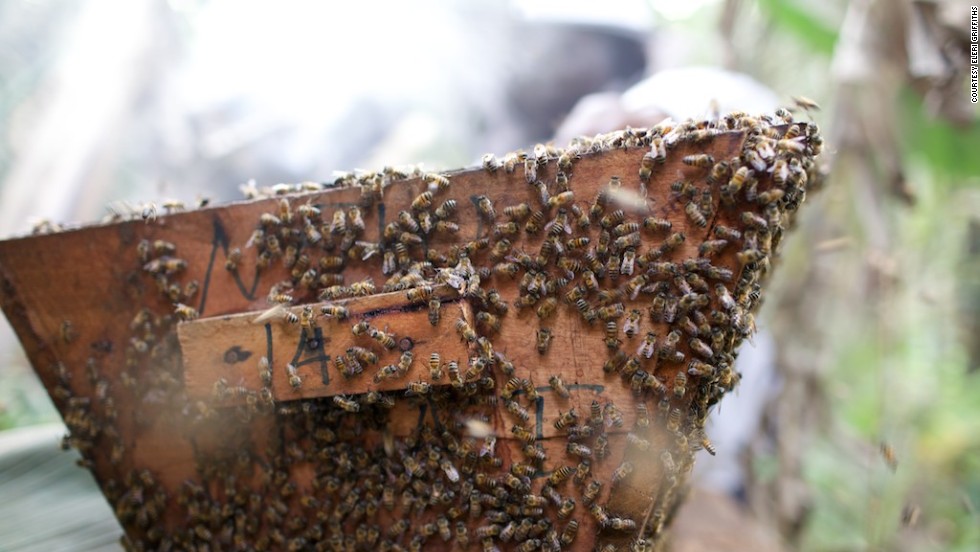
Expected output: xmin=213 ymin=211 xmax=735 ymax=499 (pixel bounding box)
xmin=51 ymin=107 xmax=823 ymax=551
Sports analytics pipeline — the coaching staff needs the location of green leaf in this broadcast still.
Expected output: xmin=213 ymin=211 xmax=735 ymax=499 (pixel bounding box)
xmin=758 ymin=0 xmax=838 ymax=55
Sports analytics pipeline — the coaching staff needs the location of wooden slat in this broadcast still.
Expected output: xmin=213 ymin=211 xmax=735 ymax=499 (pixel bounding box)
xmin=180 ymin=288 xmax=472 ymax=402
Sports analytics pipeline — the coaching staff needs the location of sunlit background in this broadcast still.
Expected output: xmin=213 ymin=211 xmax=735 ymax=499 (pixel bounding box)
xmin=0 ymin=0 xmax=978 ymax=550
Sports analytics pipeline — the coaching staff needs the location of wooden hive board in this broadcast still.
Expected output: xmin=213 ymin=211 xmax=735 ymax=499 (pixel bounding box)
xmin=0 ymin=115 xmax=823 ymax=551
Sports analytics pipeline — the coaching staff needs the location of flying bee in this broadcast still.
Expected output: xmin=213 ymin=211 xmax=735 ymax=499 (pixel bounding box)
xmin=792 ymin=95 xmax=821 ymax=112
xmin=637 ymin=332 xmax=657 ymax=359
xmin=683 ymin=154 xmax=714 ymax=168
xmin=549 ymin=375 xmax=570 ymax=398
xmin=684 ymin=201 xmax=707 ymax=227
xmin=554 ymin=408 xmax=579 ymax=430
xmin=536 ymin=328 xmax=553 ymax=354
xmin=536 ymin=297 xmax=558 ymax=320
xmin=319 ymin=305 xmax=349 ymax=320
xmin=611 ymin=461 xmax=634 ymax=486
xmin=880 ymin=442 xmax=898 ymax=471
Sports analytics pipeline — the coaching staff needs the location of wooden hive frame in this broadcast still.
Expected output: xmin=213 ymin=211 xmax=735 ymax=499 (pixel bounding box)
xmin=0 ymin=113 xmax=822 ymax=551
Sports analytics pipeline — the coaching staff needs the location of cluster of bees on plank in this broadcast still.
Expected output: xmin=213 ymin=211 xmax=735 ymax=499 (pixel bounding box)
xmin=51 ymin=106 xmax=822 ymax=552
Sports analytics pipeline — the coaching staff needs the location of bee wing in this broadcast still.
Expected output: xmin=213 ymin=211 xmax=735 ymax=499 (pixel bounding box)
xmin=253 ymin=304 xmax=287 ymax=324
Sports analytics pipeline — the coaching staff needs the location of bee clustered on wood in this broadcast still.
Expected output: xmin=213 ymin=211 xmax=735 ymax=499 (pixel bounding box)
xmin=49 ymin=109 xmax=823 ymax=551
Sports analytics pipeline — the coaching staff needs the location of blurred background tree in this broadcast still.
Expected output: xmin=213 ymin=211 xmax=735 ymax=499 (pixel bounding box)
xmin=0 ymin=0 xmax=976 ymax=550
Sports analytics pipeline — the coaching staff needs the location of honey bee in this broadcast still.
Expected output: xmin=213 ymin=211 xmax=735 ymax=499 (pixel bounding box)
xmin=604 ymin=402 xmax=624 ymax=427
xmin=667 ymin=408 xmax=683 ymax=433
xmin=684 ymin=201 xmax=707 ymax=228
xmin=583 ymin=480 xmax=602 ymax=505
xmin=536 ymin=297 xmax=558 ymax=320
xmin=566 ymin=443 xmax=592 ymax=458
xmin=618 ymin=309 xmax=641 ymax=339
xmin=432 ymin=199 xmax=458 ymax=220
xmin=707 ymin=161 xmax=731 ymax=185
xmin=174 ymin=303 xmax=198 ymax=321
xmin=756 ymin=188 xmax=785 ymax=205
xmin=629 ymin=403 xmax=651 ymax=431
xmin=620 ymin=249 xmax=637 ymax=276
xmin=406 ymin=380 xmax=431 ymax=396
xmin=636 ymin=332 xmax=657 ymax=359
xmin=608 ymin=518 xmax=637 ymax=531
xmin=880 ymin=442 xmax=898 ymax=471
xmin=603 ymin=350 xmax=627 ymax=374
xmin=600 ymin=209 xmax=625 ymax=230
xmin=333 ymin=395 xmax=360 ymax=412
xmin=547 ymin=374 xmax=571 ymax=398
xmin=689 ymin=337 xmax=714 ymax=359
xmin=548 ymin=190 xmax=575 ymax=209
xmin=374 ymin=364 xmax=399 ymax=383
xmin=351 ymin=320 xmax=370 ymax=336
xmin=319 ymin=305 xmax=349 ymax=320
xmin=454 ymin=318 xmax=477 ymax=343
xmin=516 ymin=209 xmax=542 ymax=234
xmin=682 ymin=154 xmax=714 ymax=168
xmin=547 ymin=466 xmax=574 ymax=487
xmin=370 ymin=328 xmax=397 ymax=349
xmin=523 ymin=156 xmax=538 ymax=184
xmin=286 ymin=363 xmax=302 ymax=389
xmin=536 ymin=328 xmax=553 ymax=354
xmin=474 ymin=195 xmax=495 ymax=221
xmin=611 ymin=461 xmax=634 ymax=487
xmin=554 ymin=408 xmax=579 ymax=430
xmin=505 ymin=399 xmax=530 ymax=423
xmin=511 ymin=423 xmax=535 ymax=444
